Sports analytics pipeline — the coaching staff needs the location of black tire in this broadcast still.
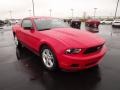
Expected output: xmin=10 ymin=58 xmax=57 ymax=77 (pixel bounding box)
xmin=16 ymin=46 xmax=22 ymax=60
xmin=40 ymin=45 xmax=58 ymax=71
xmin=102 ymin=22 xmax=105 ymax=24
xmin=112 ymin=25 xmax=115 ymax=28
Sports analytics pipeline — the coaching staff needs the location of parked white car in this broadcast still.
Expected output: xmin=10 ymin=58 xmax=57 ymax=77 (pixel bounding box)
xmin=112 ymin=19 xmax=120 ymax=27
xmin=100 ymin=19 xmax=113 ymax=24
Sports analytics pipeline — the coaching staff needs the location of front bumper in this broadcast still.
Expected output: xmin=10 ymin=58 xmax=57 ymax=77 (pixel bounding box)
xmin=58 ymin=45 xmax=107 ymax=71
xmin=112 ymin=23 xmax=120 ymax=27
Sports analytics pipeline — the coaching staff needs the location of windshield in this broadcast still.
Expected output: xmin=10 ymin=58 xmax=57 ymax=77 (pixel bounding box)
xmin=34 ymin=18 xmax=70 ymax=30
xmin=115 ymin=19 xmax=120 ymax=21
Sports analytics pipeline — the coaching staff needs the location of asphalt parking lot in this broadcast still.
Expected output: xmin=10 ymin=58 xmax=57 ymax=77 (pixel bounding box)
xmin=0 ymin=23 xmax=120 ymax=90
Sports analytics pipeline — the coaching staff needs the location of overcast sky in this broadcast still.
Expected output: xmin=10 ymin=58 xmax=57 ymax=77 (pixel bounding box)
xmin=0 ymin=0 xmax=120 ymax=19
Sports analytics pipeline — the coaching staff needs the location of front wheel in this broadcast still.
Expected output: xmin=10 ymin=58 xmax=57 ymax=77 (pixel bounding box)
xmin=112 ymin=25 xmax=115 ymax=28
xmin=40 ymin=46 xmax=58 ymax=71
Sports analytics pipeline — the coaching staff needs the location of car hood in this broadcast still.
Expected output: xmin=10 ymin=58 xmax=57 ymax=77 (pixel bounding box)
xmin=40 ymin=28 xmax=105 ymax=48
xmin=87 ymin=19 xmax=100 ymax=23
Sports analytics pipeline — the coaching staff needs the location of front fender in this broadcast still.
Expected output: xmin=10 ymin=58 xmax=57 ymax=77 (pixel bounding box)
xmin=39 ymin=38 xmax=67 ymax=56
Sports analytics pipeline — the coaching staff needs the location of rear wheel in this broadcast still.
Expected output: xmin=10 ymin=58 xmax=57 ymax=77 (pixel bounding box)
xmin=40 ymin=46 xmax=58 ymax=71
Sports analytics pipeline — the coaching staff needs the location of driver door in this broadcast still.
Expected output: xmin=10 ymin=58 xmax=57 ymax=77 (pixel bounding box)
xmin=21 ymin=19 xmax=39 ymax=51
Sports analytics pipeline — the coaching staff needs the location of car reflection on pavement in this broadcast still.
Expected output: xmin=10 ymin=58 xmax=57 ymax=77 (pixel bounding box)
xmin=16 ymin=46 xmax=101 ymax=90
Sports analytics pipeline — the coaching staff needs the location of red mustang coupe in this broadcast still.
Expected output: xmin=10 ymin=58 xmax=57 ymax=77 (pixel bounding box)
xmin=13 ymin=17 xmax=107 ymax=71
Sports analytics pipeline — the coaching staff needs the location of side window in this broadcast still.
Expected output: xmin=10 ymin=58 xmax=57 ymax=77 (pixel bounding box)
xmin=22 ymin=19 xmax=33 ymax=30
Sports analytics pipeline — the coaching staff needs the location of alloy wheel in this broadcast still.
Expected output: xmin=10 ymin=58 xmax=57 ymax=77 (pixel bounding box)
xmin=42 ymin=49 xmax=54 ymax=68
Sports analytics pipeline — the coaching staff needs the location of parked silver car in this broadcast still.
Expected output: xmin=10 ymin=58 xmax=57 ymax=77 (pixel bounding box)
xmin=100 ymin=19 xmax=113 ymax=24
xmin=112 ymin=19 xmax=120 ymax=27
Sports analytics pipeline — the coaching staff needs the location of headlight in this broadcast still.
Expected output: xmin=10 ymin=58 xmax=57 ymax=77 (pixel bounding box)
xmin=65 ymin=48 xmax=82 ymax=54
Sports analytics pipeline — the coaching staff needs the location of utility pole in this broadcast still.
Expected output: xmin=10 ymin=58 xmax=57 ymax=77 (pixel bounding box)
xmin=49 ymin=9 xmax=52 ymax=16
xmin=114 ymin=0 xmax=119 ymax=19
xmin=71 ymin=9 xmax=74 ymax=19
xmin=9 ymin=10 xmax=12 ymax=19
xmin=83 ymin=11 xmax=86 ymax=20
xmin=94 ymin=8 xmax=97 ymax=18
xmin=32 ymin=0 xmax=35 ymax=16
xmin=28 ymin=10 xmax=32 ymax=16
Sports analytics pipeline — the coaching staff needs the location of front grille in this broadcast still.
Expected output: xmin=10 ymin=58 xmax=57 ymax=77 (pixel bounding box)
xmin=84 ymin=44 xmax=103 ymax=54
